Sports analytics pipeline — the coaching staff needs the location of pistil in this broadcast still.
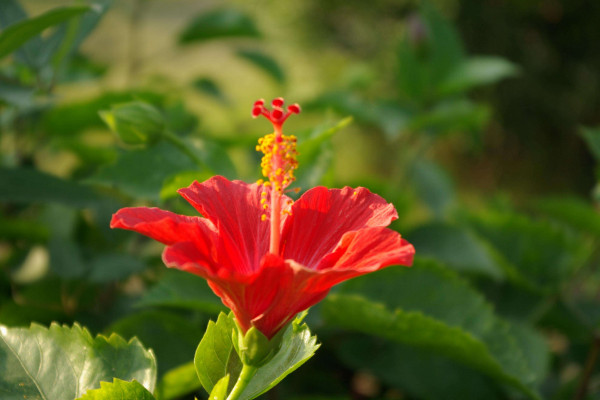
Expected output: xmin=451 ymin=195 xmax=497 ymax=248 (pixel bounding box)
xmin=253 ymin=98 xmax=300 ymax=255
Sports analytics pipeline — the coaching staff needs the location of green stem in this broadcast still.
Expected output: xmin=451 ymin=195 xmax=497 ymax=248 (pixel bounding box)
xmin=226 ymin=364 xmax=258 ymax=400
xmin=162 ymin=130 xmax=208 ymax=170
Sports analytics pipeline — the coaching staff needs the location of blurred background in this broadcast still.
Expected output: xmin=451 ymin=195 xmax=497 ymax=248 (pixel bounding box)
xmin=2 ymin=0 xmax=600 ymax=399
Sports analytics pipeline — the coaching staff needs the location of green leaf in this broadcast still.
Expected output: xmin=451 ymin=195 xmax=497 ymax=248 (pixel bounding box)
xmin=0 ymin=5 xmax=92 ymax=60
xmin=155 ymin=362 xmax=202 ymax=400
xmin=0 ymin=167 xmax=102 ymax=207
xmin=324 ymin=294 xmax=540 ymax=399
xmin=237 ymin=316 xmax=319 ymax=400
xmin=0 ymin=323 xmax=157 ymax=399
xmin=236 ymin=49 xmax=285 ymax=84
xmin=468 ymin=211 xmax=589 ymax=292
xmin=409 ymin=158 xmax=455 ymax=218
xmin=439 ymin=56 xmax=519 ymax=96
xmin=209 ymin=376 xmax=230 ymax=400
xmin=195 ymin=313 xmax=320 ymax=400
xmin=336 ymin=336 xmax=506 ymax=400
xmin=179 ymin=8 xmax=260 ymax=44
xmin=0 ymin=80 xmax=34 ymax=107
xmin=408 ymin=222 xmax=504 ymax=279
xmin=88 ymin=142 xmax=197 ymax=200
xmin=193 ymin=77 xmax=229 ymax=104
xmin=108 ymin=310 xmax=205 ymax=376
xmin=160 ymin=170 xmax=214 ymax=200
xmin=88 ymin=253 xmax=147 ymax=283
xmin=325 ymin=260 xmax=548 ymax=399
xmin=77 ymin=379 xmax=155 ymax=400
xmin=42 ymin=90 xmax=165 ymax=137
xmin=421 ymin=3 xmax=464 ymax=86
xmin=579 ymin=126 xmax=600 ymax=161
xmin=295 ymin=117 xmax=353 ymax=189
xmin=100 ymin=101 xmax=166 ymax=145
xmin=409 ymin=99 xmax=491 ymax=134
xmin=535 ymin=196 xmax=600 ymax=238
xmin=195 ymin=313 xmax=242 ymax=395
xmin=136 ymin=269 xmax=226 ymax=314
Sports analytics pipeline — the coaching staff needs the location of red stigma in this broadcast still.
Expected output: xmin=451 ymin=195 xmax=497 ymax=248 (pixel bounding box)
xmin=251 ymin=97 xmax=301 ymax=129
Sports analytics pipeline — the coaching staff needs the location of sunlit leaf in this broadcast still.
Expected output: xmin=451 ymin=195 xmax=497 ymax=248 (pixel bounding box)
xmin=100 ymin=101 xmax=166 ymax=145
xmin=0 ymin=323 xmax=157 ymax=399
xmin=77 ymin=379 xmax=155 ymax=400
xmin=195 ymin=313 xmax=319 ymax=400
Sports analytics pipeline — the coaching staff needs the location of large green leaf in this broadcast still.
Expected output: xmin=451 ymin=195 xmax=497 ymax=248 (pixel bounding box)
xmin=179 ymin=8 xmax=260 ymax=43
xmin=336 ymin=335 xmax=506 ymax=400
xmin=195 ymin=313 xmax=320 ymax=400
xmin=136 ymin=269 xmax=226 ymax=314
xmin=0 ymin=5 xmax=92 ymax=60
xmin=0 ymin=323 xmax=157 ymax=399
xmin=408 ymin=222 xmax=504 ymax=279
xmin=467 ymin=211 xmax=589 ymax=292
xmin=77 ymin=379 xmax=155 ymax=400
xmin=324 ymin=260 xmax=548 ymax=399
xmin=536 ymin=196 xmax=600 ymax=238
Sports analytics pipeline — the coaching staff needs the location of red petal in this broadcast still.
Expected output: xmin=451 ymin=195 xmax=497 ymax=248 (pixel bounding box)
xmin=281 ymin=186 xmax=398 ymax=267
xmin=313 ymin=227 xmax=414 ymax=282
xmin=178 ymin=177 xmax=271 ymax=274
xmin=110 ymin=207 xmax=216 ymax=245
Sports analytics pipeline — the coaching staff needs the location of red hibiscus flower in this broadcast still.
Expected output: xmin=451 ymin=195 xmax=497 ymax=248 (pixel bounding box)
xmin=111 ymin=98 xmax=414 ymax=339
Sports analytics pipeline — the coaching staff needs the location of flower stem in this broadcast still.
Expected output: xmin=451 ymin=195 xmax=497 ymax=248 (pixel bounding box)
xmin=226 ymin=364 xmax=258 ymax=400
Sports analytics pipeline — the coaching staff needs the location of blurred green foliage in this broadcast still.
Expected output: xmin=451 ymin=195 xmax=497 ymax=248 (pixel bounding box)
xmin=1 ymin=0 xmax=600 ymax=399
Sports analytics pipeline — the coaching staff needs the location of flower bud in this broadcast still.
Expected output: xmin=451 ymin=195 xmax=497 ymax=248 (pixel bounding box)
xmin=99 ymin=101 xmax=166 ymax=145
xmin=233 ymin=325 xmax=284 ymax=367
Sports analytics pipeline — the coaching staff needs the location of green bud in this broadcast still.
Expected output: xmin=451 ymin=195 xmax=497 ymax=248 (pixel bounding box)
xmin=234 ymin=325 xmax=284 ymax=367
xmin=99 ymin=101 xmax=165 ymax=145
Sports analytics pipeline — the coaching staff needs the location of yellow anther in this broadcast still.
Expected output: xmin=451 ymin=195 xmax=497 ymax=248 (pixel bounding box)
xmin=261 ymin=214 xmax=267 ymax=221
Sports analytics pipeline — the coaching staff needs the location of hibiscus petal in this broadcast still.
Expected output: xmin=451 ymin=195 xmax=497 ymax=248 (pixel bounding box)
xmin=178 ymin=176 xmax=271 ymax=274
xmin=314 ymin=227 xmax=414 ymax=280
xmin=281 ymin=186 xmax=399 ymax=267
xmin=110 ymin=207 xmax=215 ymax=245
